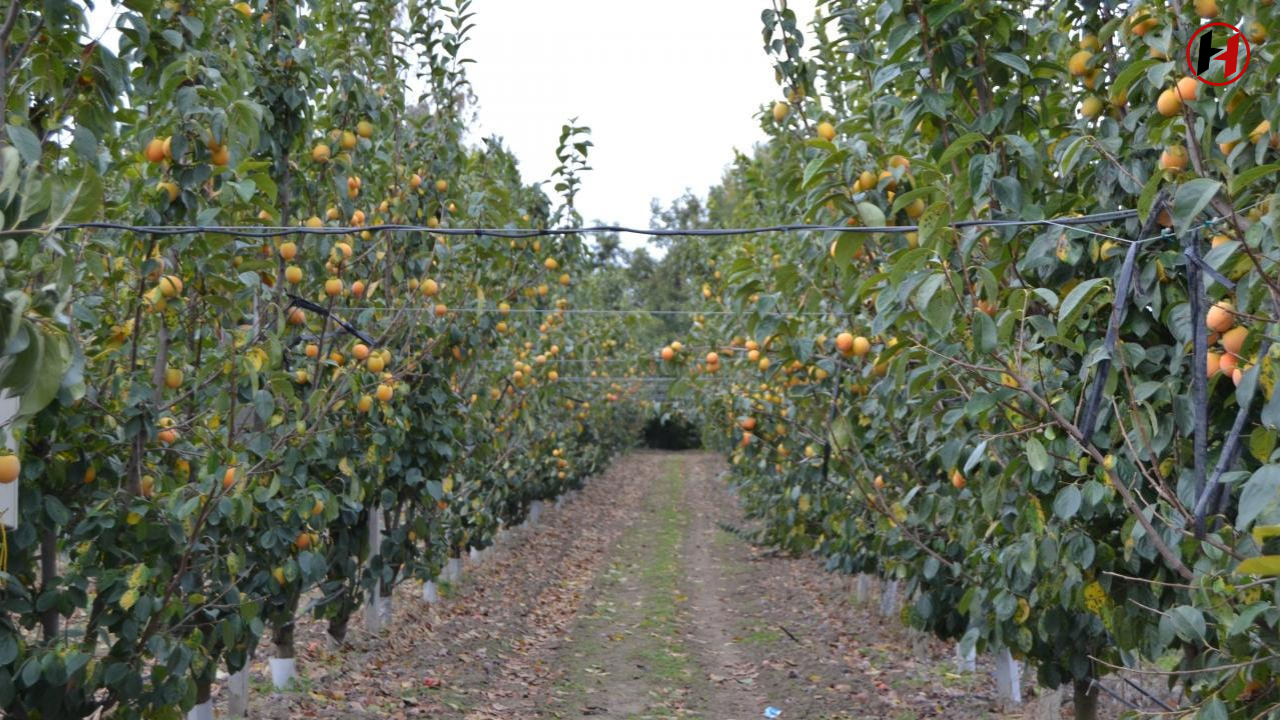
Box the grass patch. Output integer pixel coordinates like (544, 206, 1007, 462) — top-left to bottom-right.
(549, 456, 703, 713)
(739, 628, 783, 646)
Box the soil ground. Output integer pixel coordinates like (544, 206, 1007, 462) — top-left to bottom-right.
(215, 450, 1151, 719)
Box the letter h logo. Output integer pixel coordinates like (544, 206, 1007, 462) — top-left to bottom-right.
(1197, 26, 1243, 79)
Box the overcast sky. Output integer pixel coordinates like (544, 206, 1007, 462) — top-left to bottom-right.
(86, 1, 815, 248)
(463, 1, 815, 246)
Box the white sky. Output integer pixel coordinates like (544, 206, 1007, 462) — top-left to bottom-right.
(85, 1, 816, 249)
(463, 1, 814, 247)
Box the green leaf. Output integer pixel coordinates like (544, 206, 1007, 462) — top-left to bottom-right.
(1167, 605, 1206, 642)
(832, 234, 863, 266)
(1236, 465, 1280, 531)
(889, 186, 937, 216)
(917, 201, 950, 244)
(50, 167, 103, 224)
(1230, 163, 1280, 196)
(253, 389, 275, 422)
(1111, 57, 1157, 101)
(1058, 137, 1090, 177)
(43, 496, 70, 526)
(1026, 437, 1049, 472)
(1172, 179, 1221, 236)
(801, 150, 843, 190)
(938, 132, 986, 167)
(872, 64, 903, 91)
(0, 146, 21, 201)
(4, 125, 41, 165)
(0, 321, 42, 395)
(990, 52, 1030, 75)
(855, 201, 885, 228)
(1250, 425, 1276, 463)
(973, 311, 996, 354)
(1137, 170, 1164, 223)
(1235, 555, 1280, 576)
(1229, 603, 1269, 636)
(1053, 485, 1081, 519)
(18, 332, 70, 420)
(1056, 278, 1110, 336)
(831, 415, 853, 453)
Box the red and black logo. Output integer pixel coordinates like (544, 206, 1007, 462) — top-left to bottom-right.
(1186, 22, 1250, 85)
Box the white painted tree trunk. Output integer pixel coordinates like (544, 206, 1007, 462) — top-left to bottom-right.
(364, 506, 385, 633)
(909, 628, 931, 660)
(268, 657, 296, 690)
(1031, 685, 1064, 720)
(529, 500, 543, 523)
(469, 546, 481, 563)
(955, 644, 977, 672)
(421, 580, 439, 603)
(879, 580, 899, 617)
(225, 667, 249, 717)
(994, 648, 1022, 707)
(186, 700, 213, 720)
(856, 574, 870, 603)
(0, 393, 19, 529)
(444, 556, 462, 583)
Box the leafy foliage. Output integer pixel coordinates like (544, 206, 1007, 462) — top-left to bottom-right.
(665, 1, 1280, 717)
(0, 1, 645, 717)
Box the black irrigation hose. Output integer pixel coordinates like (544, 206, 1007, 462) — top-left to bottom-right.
(285, 293, 377, 346)
(1078, 193, 1169, 442)
(1188, 228, 1210, 514)
(40, 209, 1142, 240)
(1193, 335, 1274, 537)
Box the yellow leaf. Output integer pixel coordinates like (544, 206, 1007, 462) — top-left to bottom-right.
(119, 588, 139, 611)
(1084, 580, 1107, 614)
(338, 457, 353, 476)
(244, 349, 264, 373)
(443, 476, 454, 494)
(1260, 344, 1280, 400)
(798, 494, 811, 512)
(1252, 525, 1280, 546)
(1235, 555, 1280, 576)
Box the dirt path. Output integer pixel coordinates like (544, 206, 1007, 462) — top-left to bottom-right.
(218, 450, 1032, 719)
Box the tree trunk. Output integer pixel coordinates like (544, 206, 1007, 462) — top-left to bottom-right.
(272, 620, 294, 659)
(1073, 677, 1099, 720)
(327, 616, 348, 644)
(194, 672, 213, 704)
